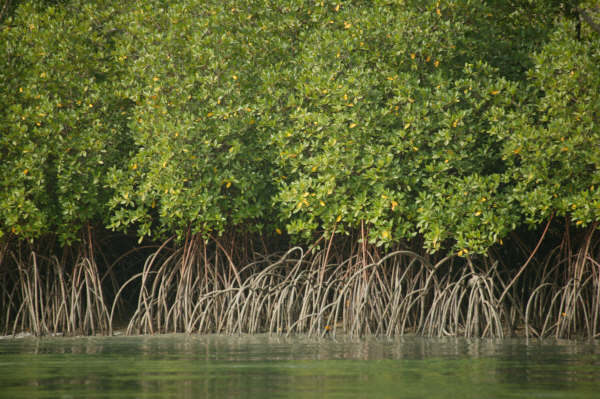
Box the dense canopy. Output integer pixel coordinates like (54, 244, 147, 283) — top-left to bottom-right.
(1, 0, 599, 252)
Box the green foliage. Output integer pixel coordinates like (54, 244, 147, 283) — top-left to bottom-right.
(0, 0, 134, 243)
(105, 0, 298, 240)
(502, 16, 600, 227)
(269, 0, 548, 252)
(2, 0, 598, 253)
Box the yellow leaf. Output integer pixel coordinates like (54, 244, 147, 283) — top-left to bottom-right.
(349, 123, 357, 128)
(232, 75, 238, 80)
(336, 215, 342, 222)
(404, 122, 411, 129)
(474, 211, 481, 216)
(335, 3, 340, 11)
(436, 8, 441, 16)
(23, 169, 28, 175)
(434, 60, 439, 67)
(561, 146, 569, 152)
(410, 53, 416, 59)
(226, 181, 232, 188)
(206, 112, 214, 117)
(320, 200, 326, 207)
(382, 231, 390, 239)
(153, 77, 159, 82)
(576, 220, 583, 226)
(391, 200, 398, 211)
(426, 56, 431, 62)
(275, 228, 282, 235)
(344, 21, 351, 29)
(132, 163, 137, 170)
(490, 90, 499, 95)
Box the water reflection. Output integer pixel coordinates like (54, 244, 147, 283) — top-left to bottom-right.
(0, 334, 598, 399)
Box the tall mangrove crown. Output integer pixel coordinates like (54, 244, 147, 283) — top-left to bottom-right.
(2, 0, 599, 253)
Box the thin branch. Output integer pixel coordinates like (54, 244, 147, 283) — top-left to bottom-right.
(498, 214, 553, 303)
(579, 8, 600, 35)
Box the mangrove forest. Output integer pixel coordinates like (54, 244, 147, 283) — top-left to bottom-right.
(1, 0, 600, 339)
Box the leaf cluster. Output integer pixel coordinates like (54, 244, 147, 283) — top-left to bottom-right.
(2, 0, 598, 253)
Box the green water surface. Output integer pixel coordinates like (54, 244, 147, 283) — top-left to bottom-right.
(0, 334, 598, 398)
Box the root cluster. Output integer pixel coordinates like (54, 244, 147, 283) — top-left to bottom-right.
(2, 228, 599, 339)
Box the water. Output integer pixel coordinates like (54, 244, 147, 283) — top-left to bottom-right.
(0, 334, 598, 398)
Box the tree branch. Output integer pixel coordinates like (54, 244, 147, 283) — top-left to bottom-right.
(579, 7, 600, 35)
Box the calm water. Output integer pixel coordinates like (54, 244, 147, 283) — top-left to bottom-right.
(0, 334, 598, 398)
